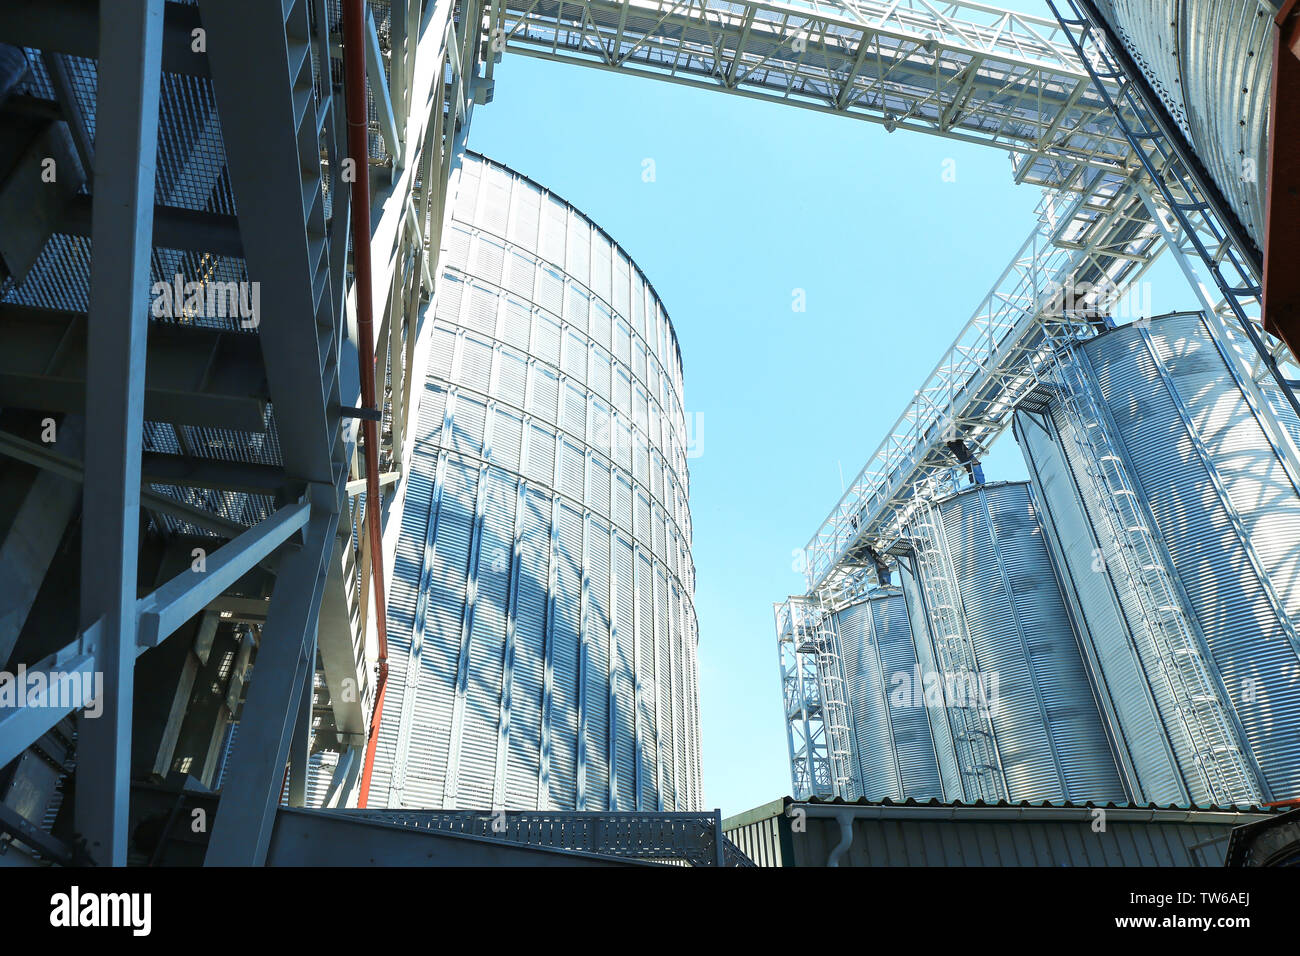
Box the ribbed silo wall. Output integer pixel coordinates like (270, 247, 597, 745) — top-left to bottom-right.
(1088, 0, 1281, 246)
(898, 482, 1129, 805)
(370, 154, 702, 812)
(1013, 311, 1300, 806)
(832, 589, 944, 802)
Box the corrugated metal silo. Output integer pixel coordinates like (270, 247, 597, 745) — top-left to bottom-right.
(833, 588, 945, 802)
(1013, 311, 1300, 807)
(1088, 0, 1281, 246)
(369, 154, 702, 812)
(898, 482, 1129, 805)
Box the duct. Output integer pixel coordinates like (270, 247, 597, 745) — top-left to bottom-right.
(825, 808, 856, 868)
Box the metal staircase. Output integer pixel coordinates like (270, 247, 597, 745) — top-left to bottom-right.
(1048, 348, 1262, 806)
(908, 499, 1004, 802)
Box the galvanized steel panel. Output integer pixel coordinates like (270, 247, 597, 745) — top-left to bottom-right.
(898, 555, 965, 803)
(1090, 1, 1281, 245)
(1019, 313, 1300, 805)
(1013, 407, 1191, 805)
(1086, 315, 1300, 800)
(372, 154, 700, 811)
(833, 590, 944, 801)
(723, 801, 1274, 867)
(903, 483, 1128, 805)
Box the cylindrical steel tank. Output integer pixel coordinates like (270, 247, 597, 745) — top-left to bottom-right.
(370, 154, 701, 811)
(832, 588, 945, 802)
(1088, 1, 1282, 247)
(898, 481, 1129, 805)
(1013, 311, 1300, 807)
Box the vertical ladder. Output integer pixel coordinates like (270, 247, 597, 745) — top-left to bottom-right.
(910, 499, 1005, 802)
(1051, 351, 1261, 804)
(792, 601, 855, 800)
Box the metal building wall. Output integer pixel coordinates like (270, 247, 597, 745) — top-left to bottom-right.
(1013, 312, 1300, 807)
(899, 482, 1129, 806)
(723, 799, 1276, 867)
(370, 154, 702, 811)
(832, 589, 944, 802)
(1089, 1, 1281, 246)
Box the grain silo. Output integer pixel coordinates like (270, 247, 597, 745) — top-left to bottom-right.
(1084, 0, 1280, 247)
(832, 588, 945, 802)
(368, 154, 702, 812)
(1013, 311, 1300, 808)
(897, 481, 1129, 805)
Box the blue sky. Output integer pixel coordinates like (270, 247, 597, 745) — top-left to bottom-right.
(466, 3, 1198, 815)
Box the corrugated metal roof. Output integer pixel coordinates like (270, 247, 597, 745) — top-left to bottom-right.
(724, 795, 1282, 867)
(794, 794, 1277, 813)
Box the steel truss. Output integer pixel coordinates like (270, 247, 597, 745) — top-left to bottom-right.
(775, 595, 857, 799)
(797, 7, 1298, 597)
(804, 172, 1157, 594)
(496, 0, 1131, 192)
(1049, 0, 1300, 421)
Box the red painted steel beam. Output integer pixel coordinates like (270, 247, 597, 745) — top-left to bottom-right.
(1263, 0, 1300, 357)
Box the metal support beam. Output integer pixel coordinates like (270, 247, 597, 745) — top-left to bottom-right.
(286, 664, 313, 807)
(316, 533, 369, 745)
(0, 304, 268, 432)
(0, 416, 83, 661)
(0, 0, 208, 77)
(0, 639, 97, 769)
(366, 6, 401, 165)
(74, 0, 164, 868)
(344, 470, 399, 496)
(58, 195, 243, 256)
(136, 500, 310, 649)
(140, 452, 287, 495)
(323, 744, 361, 807)
(0, 428, 250, 539)
(43, 51, 94, 177)
(203, 509, 336, 866)
(198, 0, 339, 488)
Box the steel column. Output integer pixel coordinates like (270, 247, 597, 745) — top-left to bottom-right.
(74, 0, 164, 868)
(204, 509, 337, 866)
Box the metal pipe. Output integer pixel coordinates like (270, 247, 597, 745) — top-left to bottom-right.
(825, 809, 856, 867)
(342, 0, 389, 808)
